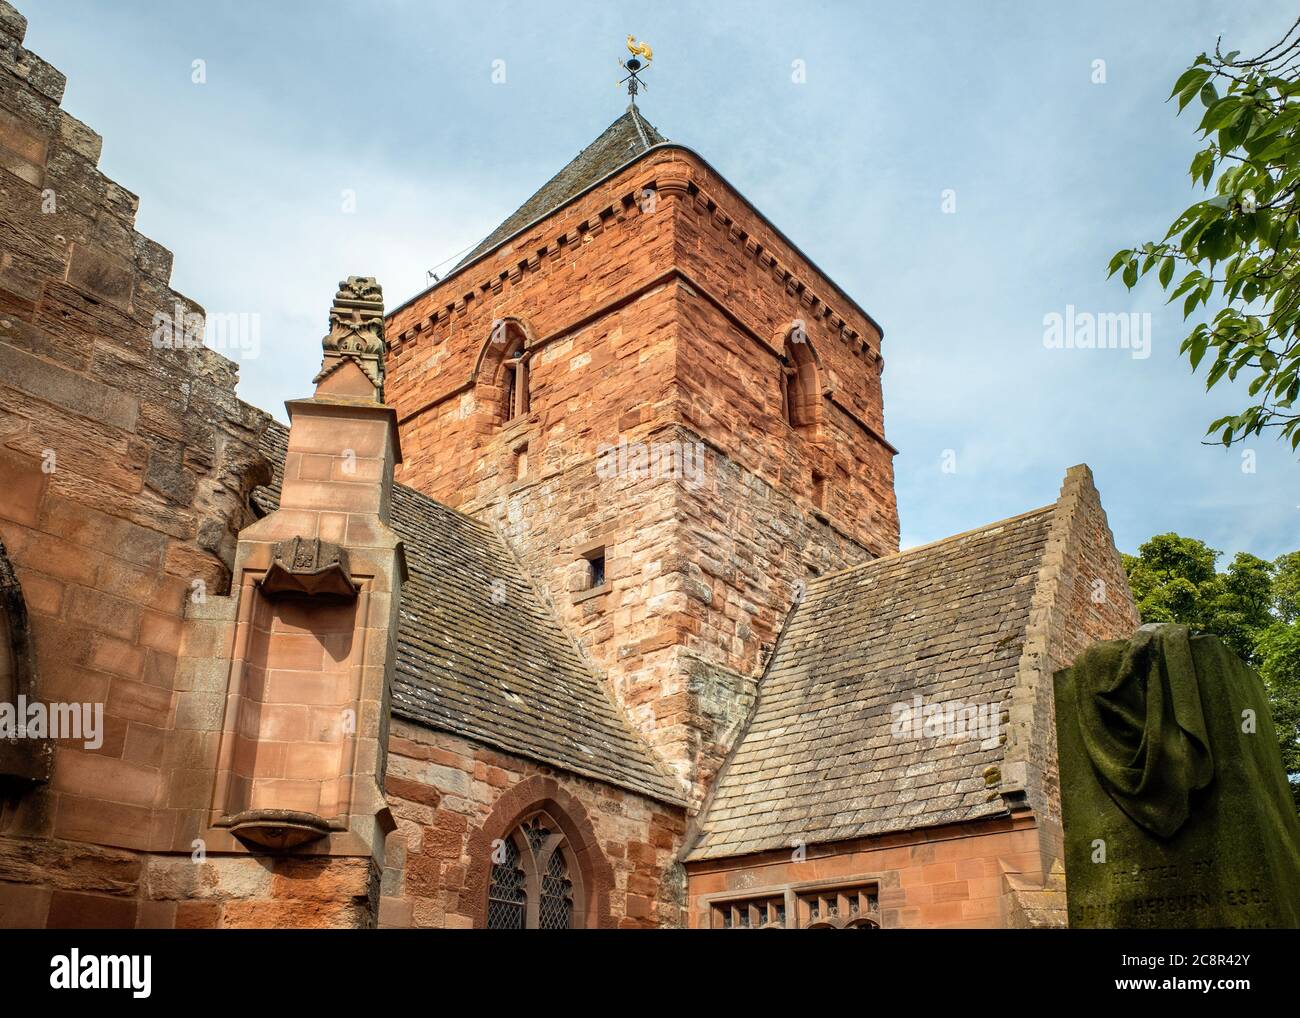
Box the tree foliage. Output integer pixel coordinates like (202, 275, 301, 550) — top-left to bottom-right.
(1124, 533, 1300, 809)
(1110, 19, 1300, 452)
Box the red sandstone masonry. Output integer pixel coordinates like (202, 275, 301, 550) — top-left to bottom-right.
(0, 0, 1137, 930)
(378, 720, 686, 929)
(685, 815, 1051, 929)
(0, 3, 394, 930)
(384, 146, 898, 805)
(1003, 467, 1139, 831)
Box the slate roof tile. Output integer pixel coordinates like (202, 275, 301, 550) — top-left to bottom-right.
(688, 506, 1056, 860)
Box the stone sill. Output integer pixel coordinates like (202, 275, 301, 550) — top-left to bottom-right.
(500, 414, 535, 437)
(572, 584, 610, 605)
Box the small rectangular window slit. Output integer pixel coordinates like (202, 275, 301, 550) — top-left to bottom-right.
(573, 543, 608, 602)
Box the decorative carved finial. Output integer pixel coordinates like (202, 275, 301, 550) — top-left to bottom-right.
(314, 276, 386, 401)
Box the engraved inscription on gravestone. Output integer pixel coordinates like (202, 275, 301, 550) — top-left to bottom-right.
(1055, 625, 1300, 928)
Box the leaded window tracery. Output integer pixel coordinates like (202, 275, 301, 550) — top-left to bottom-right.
(486, 811, 580, 929)
(486, 833, 526, 929)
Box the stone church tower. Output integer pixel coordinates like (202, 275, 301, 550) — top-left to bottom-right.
(385, 108, 899, 804)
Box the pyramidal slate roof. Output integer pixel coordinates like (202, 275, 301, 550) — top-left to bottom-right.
(688, 506, 1059, 861)
(456, 107, 667, 269)
(252, 420, 682, 806)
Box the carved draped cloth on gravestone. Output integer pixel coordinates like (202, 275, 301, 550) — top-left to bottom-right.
(1055, 624, 1300, 927)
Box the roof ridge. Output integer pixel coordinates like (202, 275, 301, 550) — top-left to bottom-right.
(808, 503, 1057, 589)
(628, 104, 653, 149)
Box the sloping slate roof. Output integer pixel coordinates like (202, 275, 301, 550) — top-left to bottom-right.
(689, 507, 1056, 861)
(455, 108, 666, 269)
(252, 421, 681, 805)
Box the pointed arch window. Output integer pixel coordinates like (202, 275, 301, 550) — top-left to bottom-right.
(780, 330, 819, 430)
(476, 319, 535, 427)
(486, 811, 581, 929)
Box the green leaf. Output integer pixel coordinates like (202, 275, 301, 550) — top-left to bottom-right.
(1189, 331, 1210, 370)
(1159, 255, 1175, 287)
(1201, 96, 1243, 132)
(1170, 65, 1212, 101)
(1171, 270, 1203, 300)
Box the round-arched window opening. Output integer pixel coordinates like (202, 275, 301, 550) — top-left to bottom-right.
(475, 319, 533, 426)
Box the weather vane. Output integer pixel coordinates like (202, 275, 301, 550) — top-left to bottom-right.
(620, 35, 653, 106)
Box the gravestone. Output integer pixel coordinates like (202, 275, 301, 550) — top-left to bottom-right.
(1055, 624, 1300, 928)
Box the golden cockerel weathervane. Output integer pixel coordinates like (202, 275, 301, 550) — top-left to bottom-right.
(620, 35, 653, 106)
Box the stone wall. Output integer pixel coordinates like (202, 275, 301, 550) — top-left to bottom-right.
(379, 720, 686, 928)
(1003, 465, 1140, 867)
(0, 0, 300, 927)
(685, 814, 1054, 929)
(669, 155, 897, 553)
(0, 3, 400, 929)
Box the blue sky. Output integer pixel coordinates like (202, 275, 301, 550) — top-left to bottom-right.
(24, 0, 1298, 561)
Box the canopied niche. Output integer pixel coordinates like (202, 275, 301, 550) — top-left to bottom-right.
(208, 277, 404, 859)
(212, 539, 364, 851)
(780, 327, 822, 432)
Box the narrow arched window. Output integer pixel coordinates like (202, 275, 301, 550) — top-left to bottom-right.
(781, 332, 818, 429)
(477, 319, 534, 426)
(486, 811, 581, 929)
